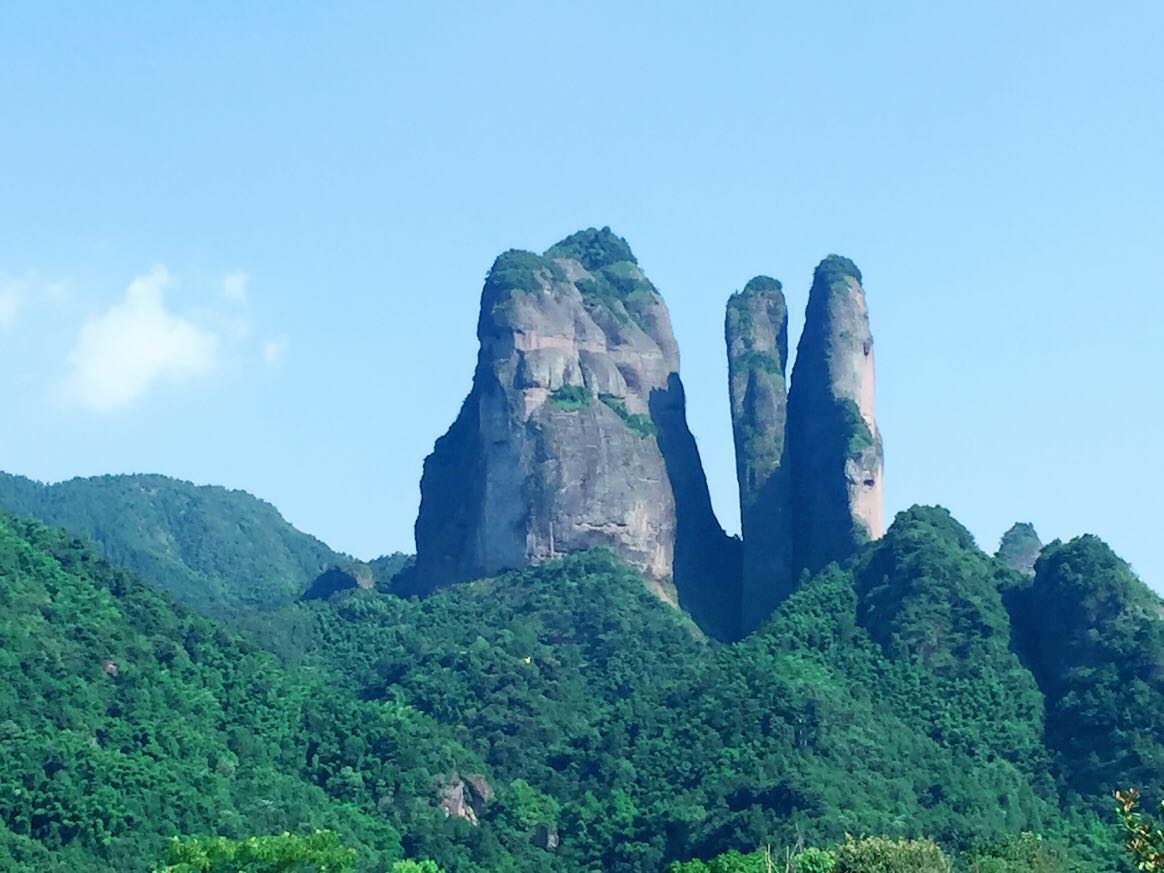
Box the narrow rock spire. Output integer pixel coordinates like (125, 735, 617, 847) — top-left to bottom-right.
(726, 276, 792, 632)
(785, 255, 884, 577)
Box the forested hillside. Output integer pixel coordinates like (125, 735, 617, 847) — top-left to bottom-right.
(0, 473, 344, 617)
(0, 515, 556, 873)
(1, 504, 1160, 871)
(263, 507, 1162, 870)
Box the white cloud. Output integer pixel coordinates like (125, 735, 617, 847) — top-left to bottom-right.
(0, 281, 23, 330)
(62, 265, 220, 412)
(223, 271, 249, 304)
(262, 336, 289, 366)
(0, 274, 65, 330)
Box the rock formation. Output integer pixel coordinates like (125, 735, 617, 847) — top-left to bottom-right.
(997, 522, 1042, 577)
(784, 255, 885, 577)
(301, 562, 374, 601)
(410, 228, 737, 633)
(412, 232, 884, 636)
(725, 277, 792, 631)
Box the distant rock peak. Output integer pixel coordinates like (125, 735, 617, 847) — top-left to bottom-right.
(412, 232, 883, 637)
(544, 226, 639, 270)
(998, 522, 1043, 577)
(731, 255, 885, 629)
(411, 227, 736, 635)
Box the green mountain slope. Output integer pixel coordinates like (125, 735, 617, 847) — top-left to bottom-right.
(269, 506, 1157, 870)
(0, 515, 555, 873)
(1013, 535, 1164, 808)
(0, 473, 344, 617)
(3, 500, 1159, 871)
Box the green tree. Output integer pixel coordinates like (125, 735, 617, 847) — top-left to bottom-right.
(1115, 789, 1164, 871)
(153, 831, 356, 873)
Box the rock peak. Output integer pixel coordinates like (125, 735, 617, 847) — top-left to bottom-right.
(998, 522, 1043, 577)
(545, 226, 638, 270)
(814, 253, 863, 285)
(412, 229, 738, 637)
(784, 255, 884, 577)
(726, 277, 792, 631)
(738, 275, 783, 296)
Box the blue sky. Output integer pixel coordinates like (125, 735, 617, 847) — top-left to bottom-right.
(1, 3, 1161, 592)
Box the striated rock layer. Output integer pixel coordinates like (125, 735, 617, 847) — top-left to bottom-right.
(410, 228, 738, 634)
(725, 276, 793, 632)
(784, 255, 885, 577)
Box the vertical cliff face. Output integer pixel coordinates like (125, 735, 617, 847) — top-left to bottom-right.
(725, 277, 792, 631)
(784, 255, 884, 577)
(411, 228, 736, 631)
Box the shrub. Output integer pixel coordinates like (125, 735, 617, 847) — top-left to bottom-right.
(1115, 788, 1164, 871)
(551, 384, 591, 411)
(599, 393, 658, 438)
(963, 833, 1073, 872)
(832, 836, 951, 873)
(797, 846, 837, 873)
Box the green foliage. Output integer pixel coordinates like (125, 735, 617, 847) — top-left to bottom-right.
(0, 514, 518, 873)
(813, 254, 863, 289)
(0, 472, 342, 618)
(273, 510, 1109, 869)
(832, 836, 950, 873)
(391, 862, 444, 873)
(962, 832, 1077, 872)
(154, 830, 356, 873)
(545, 226, 637, 270)
(742, 275, 783, 295)
(668, 848, 771, 872)
(545, 228, 658, 326)
(2, 494, 1160, 872)
(551, 384, 592, 410)
(1115, 789, 1164, 871)
(1017, 537, 1164, 807)
(837, 399, 874, 454)
(599, 393, 659, 437)
(734, 349, 781, 376)
(485, 250, 563, 294)
(797, 847, 837, 873)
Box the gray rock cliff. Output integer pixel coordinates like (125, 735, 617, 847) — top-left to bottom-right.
(410, 228, 737, 632)
(997, 522, 1042, 577)
(784, 255, 885, 577)
(725, 277, 792, 632)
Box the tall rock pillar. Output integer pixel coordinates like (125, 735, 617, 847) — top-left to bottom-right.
(785, 255, 884, 576)
(725, 276, 792, 632)
(410, 227, 739, 636)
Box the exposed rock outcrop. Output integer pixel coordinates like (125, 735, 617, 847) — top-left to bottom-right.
(410, 228, 737, 633)
(726, 277, 792, 632)
(784, 255, 884, 577)
(997, 522, 1042, 577)
(301, 562, 374, 601)
(437, 774, 493, 825)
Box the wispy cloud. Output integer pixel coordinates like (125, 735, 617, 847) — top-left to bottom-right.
(262, 336, 289, 366)
(223, 271, 249, 304)
(61, 265, 220, 412)
(0, 282, 22, 330)
(0, 274, 65, 330)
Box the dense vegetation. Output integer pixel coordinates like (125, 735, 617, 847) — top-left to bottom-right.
(263, 507, 1159, 870)
(0, 515, 552, 873)
(0, 473, 343, 618)
(1, 488, 1161, 871)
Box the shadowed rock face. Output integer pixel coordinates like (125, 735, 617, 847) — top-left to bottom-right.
(785, 255, 884, 577)
(726, 277, 792, 632)
(997, 522, 1042, 577)
(410, 228, 737, 633)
